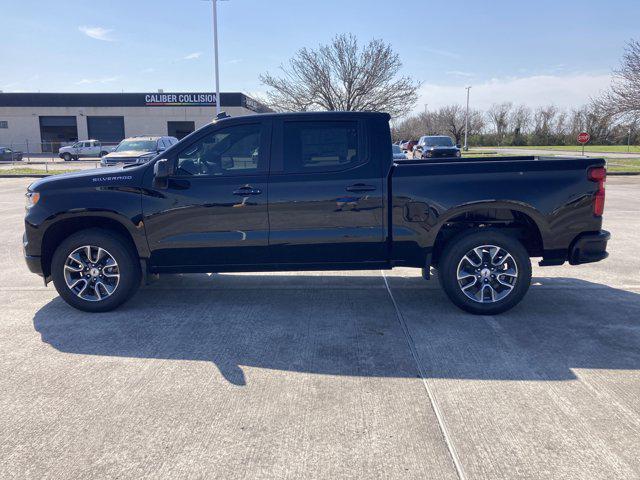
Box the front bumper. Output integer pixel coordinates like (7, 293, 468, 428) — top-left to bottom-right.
(423, 150, 461, 158)
(569, 230, 610, 265)
(25, 255, 43, 276)
(23, 230, 43, 276)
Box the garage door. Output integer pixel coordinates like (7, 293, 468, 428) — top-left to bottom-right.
(87, 116, 125, 143)
(39, 116, 78, 152)
(168, 121, 195, 140)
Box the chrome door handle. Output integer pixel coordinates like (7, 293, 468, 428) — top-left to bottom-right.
(346, 184, 376, 193)
(233, 186, 262, 196)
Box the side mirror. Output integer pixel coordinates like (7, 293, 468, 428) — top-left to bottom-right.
(153, 159, 170, 188)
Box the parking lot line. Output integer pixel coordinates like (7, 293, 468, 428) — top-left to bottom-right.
(383, 271, 467, 480)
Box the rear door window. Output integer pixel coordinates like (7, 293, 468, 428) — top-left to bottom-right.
(282, 121, 362, 174)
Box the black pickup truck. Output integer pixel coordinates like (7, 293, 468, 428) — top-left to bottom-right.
(23, 111, 609, 314)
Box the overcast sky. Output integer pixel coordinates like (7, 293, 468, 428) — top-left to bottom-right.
(0, 0, 637, 114)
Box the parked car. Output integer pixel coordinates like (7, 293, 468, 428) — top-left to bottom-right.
(413, 135, 461, 159)
(401, 140, 418, 153)
(59, 140, 115, 161)
(392, 144, 407, 160)
(0, 146, 23, 162)
(23, 111, 609, 315)
(100, 136, 178, 167)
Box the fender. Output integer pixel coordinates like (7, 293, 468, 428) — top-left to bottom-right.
(38, 209, 150, 259)
(430, 199, 550, 249)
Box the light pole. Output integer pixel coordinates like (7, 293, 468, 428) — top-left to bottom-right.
(206, 0, 227, 116)
(463, 86, 471, 151)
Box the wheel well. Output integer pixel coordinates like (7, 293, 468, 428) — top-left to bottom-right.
(431, 209, 543, 266)
(41, 217, 137, 277)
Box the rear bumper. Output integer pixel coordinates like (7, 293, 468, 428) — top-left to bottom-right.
(569, 230, 610, 265)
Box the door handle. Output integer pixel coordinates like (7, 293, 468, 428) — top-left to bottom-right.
(346, 184, 376, 193)
(233, 186, 262, 196)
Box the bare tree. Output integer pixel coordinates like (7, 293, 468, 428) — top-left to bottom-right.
(391, 115, 424, 141)
(260, 34, 420, 117)
(434, 105, 466, 144)
(509, 104, 531, 145)
(392, 101, 626, 147)
(596, 39, 640, 119)
(392, 106, 484, 144)
(571, 105, 616, 144)
(532, 105, 558, 145)
(487, 102, 512, 145)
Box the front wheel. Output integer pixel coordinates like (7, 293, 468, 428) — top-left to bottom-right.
(51, 229, 141, 312)
(62, 152, 72, 162)
(438, 230, 532, 315)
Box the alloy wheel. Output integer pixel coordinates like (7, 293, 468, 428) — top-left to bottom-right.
(456, 244, 518, 303)
(63, 245, 120, 302)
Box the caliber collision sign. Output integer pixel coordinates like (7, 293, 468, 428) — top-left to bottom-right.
(578, 132, 590, 144)
(144, 93, 217, 106)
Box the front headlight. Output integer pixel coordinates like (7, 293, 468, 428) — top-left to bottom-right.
(25, 191, 40, 209)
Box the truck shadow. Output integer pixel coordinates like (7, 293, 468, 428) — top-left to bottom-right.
(32, 275, 640, 386)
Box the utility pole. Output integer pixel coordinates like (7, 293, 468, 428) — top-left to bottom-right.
(463, 86, 471, 151)
(629, 124, 633, 153)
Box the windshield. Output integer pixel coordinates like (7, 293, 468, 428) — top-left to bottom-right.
(392, 145, 403, 153)
(115, 140, 157, 152)
(424, 137, 454, 147)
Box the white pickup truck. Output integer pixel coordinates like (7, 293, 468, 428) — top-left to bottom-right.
(58, 140, 115, 161)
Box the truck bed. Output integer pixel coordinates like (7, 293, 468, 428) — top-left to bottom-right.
(390, 155, 606, 266)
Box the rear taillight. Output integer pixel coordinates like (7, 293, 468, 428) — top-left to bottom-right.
(588, 166, 606, 216)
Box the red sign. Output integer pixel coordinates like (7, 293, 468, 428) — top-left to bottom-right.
(578, 132, 591, 144)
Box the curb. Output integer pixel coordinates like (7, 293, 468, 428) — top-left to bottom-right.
(608, 171, 640, 176)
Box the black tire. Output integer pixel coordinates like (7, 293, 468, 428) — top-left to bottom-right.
(62, 152, 72, 162)
(51, 229, 141, 312)
(438, 230, 532, 315)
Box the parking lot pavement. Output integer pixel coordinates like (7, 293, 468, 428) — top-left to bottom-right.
(0, 177, 639, 479)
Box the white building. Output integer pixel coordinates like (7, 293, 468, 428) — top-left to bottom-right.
(0, 92, 270, 153)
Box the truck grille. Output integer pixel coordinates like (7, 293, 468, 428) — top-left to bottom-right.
(102, 157, 138, 166)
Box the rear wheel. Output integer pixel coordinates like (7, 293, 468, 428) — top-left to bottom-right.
(51, 229, 141, 312)
(438, 230, 532, 315)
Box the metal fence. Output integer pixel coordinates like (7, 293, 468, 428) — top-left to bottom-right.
(0, 142, 118, 162)
(0, 141, 121, 170)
